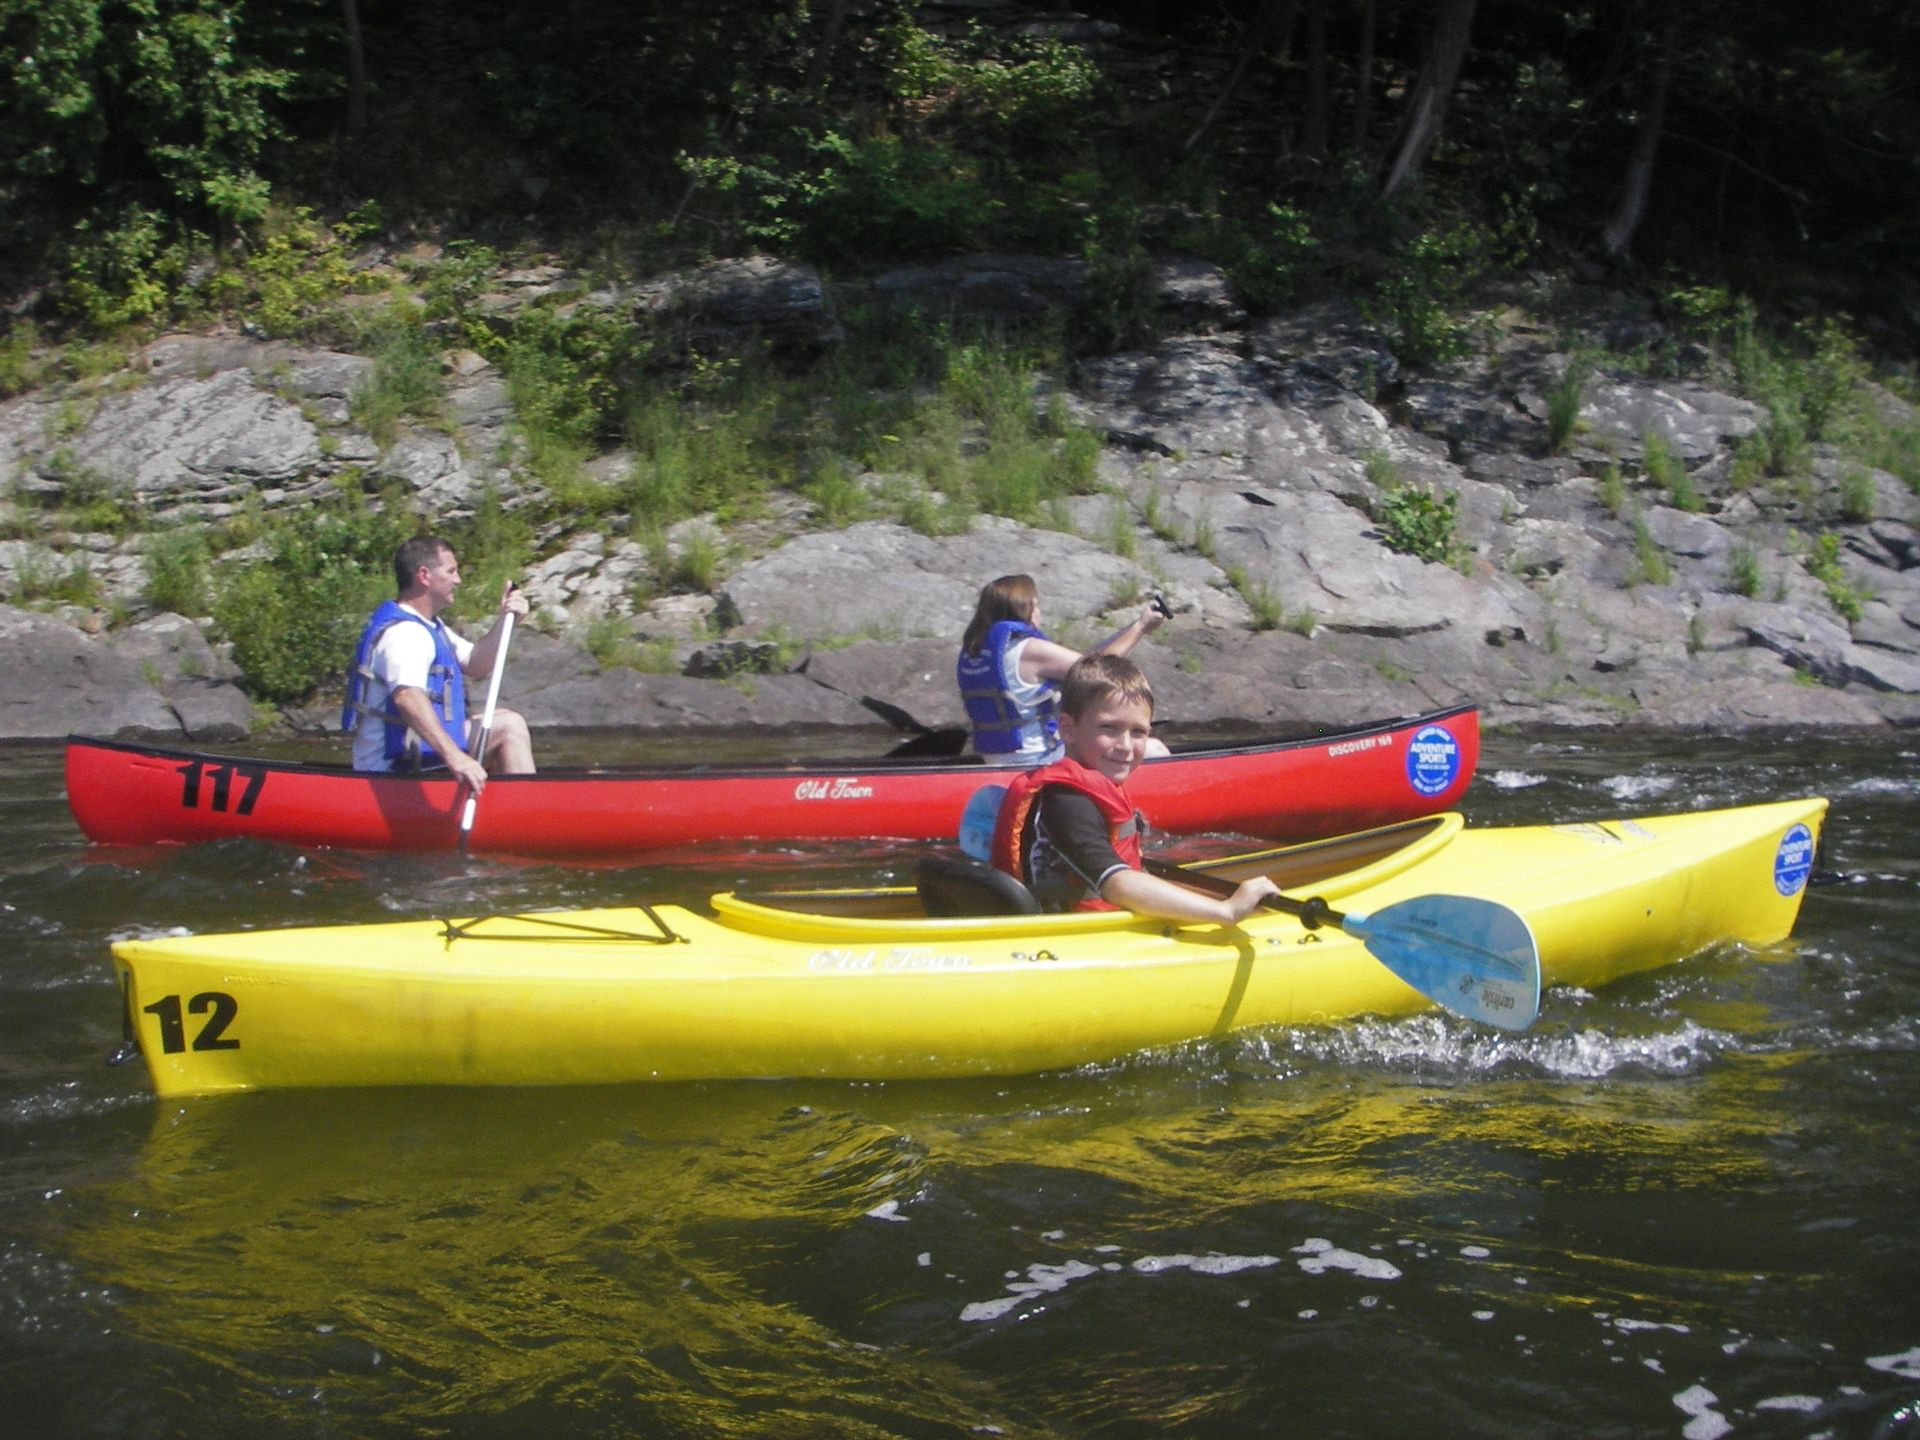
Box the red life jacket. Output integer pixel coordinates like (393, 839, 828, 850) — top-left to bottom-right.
(990, 757, 1144, 911)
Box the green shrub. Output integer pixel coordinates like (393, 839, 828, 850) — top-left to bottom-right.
(1726, 543, 1762, 598)
(1804, 532, 1865, 621)
(349, 310, 446, 444)
(1837, 466, 1877, 522)
(212, 503, 416, 702)
(144, 527, 214, 616)
(1628, 518, 1672, 586)
(1368, 226, 1481, 369)
(1546, 355, 1592, 452)
(1374, 484, 1466, 567)
(60, 207, 191, 332)
(1642, 428, 1700, 511)
(1225, 204, 1320, 315)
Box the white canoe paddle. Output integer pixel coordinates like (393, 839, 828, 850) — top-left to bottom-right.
(457, 607, 515, 851)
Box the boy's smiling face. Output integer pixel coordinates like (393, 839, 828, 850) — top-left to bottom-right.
(1059, 693, 1155, 786)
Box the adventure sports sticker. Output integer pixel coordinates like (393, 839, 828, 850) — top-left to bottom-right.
(1774, 823, 1815, 896)
(1405, 724, 1461, 797)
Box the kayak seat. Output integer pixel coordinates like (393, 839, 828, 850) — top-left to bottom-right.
(914, 855, 1042, 918)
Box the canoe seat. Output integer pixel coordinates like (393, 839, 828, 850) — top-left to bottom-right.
(914, 855, 1041, 918)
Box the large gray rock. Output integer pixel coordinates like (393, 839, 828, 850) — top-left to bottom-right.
(0, 606, 183, 740)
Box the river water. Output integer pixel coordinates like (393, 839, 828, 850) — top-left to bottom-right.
(2, 730, 1916, 1439)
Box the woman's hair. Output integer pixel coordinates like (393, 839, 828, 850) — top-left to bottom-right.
(1060, 654, 1155, 718)
(960, 574, 1039, 655)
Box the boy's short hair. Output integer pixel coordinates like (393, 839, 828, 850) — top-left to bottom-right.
(1060, 653, 1155, 718)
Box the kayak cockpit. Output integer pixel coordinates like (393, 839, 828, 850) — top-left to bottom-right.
(712, 813, 1462, 939)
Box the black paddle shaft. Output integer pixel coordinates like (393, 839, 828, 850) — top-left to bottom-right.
(1144, 857, 1339, 929)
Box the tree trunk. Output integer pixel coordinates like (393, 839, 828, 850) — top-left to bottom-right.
(1184, 0, 1299, 154)
(341, 0, 368, 136)
(1379, 0, 1478, 200)
(1299, 0, 1330, 161)
(1350, 0, 1376, 155)
(801, 0, 852, 92)
(1598, 5, 1682, 262)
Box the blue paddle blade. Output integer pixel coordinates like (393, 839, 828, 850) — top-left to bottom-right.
(958, 784, 1008, 861)
(1343, 894, 1541, 1032)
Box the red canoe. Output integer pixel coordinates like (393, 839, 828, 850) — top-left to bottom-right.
(64, 705, 1478, 855)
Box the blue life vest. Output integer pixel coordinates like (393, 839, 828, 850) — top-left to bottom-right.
(956, 619, 1059, 760)
(342, 601, 468, 771)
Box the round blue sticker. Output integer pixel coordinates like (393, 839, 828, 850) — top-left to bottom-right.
(1406, 724, 1461, 797)
(1774, 823, 1814, 896)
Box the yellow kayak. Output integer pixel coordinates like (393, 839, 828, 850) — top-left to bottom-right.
(109, 798, 1828, 1097)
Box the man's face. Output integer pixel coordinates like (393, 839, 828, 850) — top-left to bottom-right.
(1059, 693, 1154, 786)
(416, 546, 461, 611)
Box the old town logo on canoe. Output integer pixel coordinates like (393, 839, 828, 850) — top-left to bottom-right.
(1774, 823, 1815, 895)
(794, 777, 875, 801)
(1406, 725, 1461, 797)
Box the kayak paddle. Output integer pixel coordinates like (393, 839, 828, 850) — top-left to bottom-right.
(1145, 856, 1542, 1031)
(458, 606, 516, 851)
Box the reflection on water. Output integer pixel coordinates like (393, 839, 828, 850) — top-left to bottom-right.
(6, 733, 1920, 1437)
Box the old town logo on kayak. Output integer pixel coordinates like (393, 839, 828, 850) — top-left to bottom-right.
(794, 777, 875, 800)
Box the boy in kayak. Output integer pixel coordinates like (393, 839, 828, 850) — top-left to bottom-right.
(957, 573, 1171, 766)
(989, 654, 1280, 923)
(343, 535, 534, 792)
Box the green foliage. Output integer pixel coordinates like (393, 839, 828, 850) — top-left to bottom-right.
(1373, 484, 1466, 567)
(212, 501, 416, 703)
(1071, 223, 1159, 355)
(59, 205, 193, 331)
(443, 487, 535, 627)
(142, 524, 212, 615)
(1836, 466, 1876, 523)
(1628, 517, 1672, 587)
(1224, 565, 1285, 631)
(1546, 355, 1592, 453)
(1368, 227, 1482, 370)
(1804, 532, 1865, 621)
(1223, 205, 1320, 316)
(1726, 543, 1762, 598)
(0, 323, 49, 398)
(745, 130, 996, 261)
(348, 308, 446, 445)
(1641, 428, 1699, 511)
(5, 547, 101, 607)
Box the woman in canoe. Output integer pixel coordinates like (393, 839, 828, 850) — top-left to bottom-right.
(957, 573, 1169, 767)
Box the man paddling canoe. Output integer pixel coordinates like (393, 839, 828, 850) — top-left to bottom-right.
(343, 535, 534, 793)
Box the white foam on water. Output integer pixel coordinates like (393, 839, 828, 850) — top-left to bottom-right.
(958, 1250, 1278, 1323)
(1611, 1316, 1692, 1335)
(1530, 1022, 1730, 1080)
(1674, 1384, 1730, 1440)
(864, 1200, 908, 1222)
(1132, 1252, 1281, 1276)
(1461, 1245, 1491, 1259)
(1603, 773, 1677, 801)
(1292, 1237, 1403, 1281)
(1867, 1346, 1920, 1378)
(1488, 769, 1548, 790)
(960, 1259, 1102, 1323)
(1754, 1395, 1824, 1413)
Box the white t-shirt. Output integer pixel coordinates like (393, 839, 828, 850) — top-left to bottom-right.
(350, 605, 475, 771)
(980, 637, 1065, 767)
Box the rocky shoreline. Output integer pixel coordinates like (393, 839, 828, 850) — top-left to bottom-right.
(3, 254, 1918, 749)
